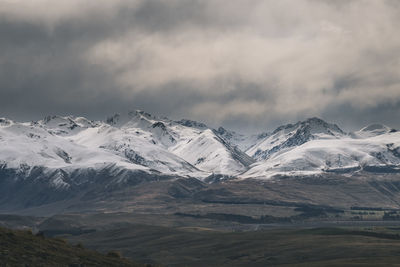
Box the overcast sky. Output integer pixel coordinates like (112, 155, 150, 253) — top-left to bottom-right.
(1, 0, 400, 133)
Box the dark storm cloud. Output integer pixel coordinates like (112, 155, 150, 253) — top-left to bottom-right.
(0, 17, 116, 120)
(0, 0, 239, 120)
(0, 0, 400, 132)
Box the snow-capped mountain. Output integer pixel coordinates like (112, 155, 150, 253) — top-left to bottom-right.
(350, 123, 397, 139)
(241, 119, 400, 179)
(68, 123, 201, 177)
(214, 126, 261, 152)
(34, 115, 99, 136)
(104, 110, 253, 175)
(0, 118, 138, 170)
(241, 131, 400, 178)
(0, 110, 254, 188)
(246, 117, 345, 161)
(1, 112, 400, 188)
(2, 112, 400, 213)
(0, 117, 149, 176)
(171, 129, 254, 174)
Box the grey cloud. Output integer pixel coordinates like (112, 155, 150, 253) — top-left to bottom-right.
(0, 0, 399, 133)
(321, 101, 400, 131)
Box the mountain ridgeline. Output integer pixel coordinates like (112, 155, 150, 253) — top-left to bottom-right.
(0, 110, 399, 210)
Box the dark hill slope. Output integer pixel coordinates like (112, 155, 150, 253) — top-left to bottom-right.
(0, 226, 143, 267)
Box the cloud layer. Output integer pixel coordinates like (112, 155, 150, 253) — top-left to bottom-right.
(1, 0, 400, 132)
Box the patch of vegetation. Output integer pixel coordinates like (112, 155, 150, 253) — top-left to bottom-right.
(303, 227, 400, 240)
(175, 205, 344, 224)
(383, 211, 400, 220)
(175, 212, 291, 223)
(350, 206, 387, 211)
(0, 226, 143, 266)
(67, 223, 400, 267)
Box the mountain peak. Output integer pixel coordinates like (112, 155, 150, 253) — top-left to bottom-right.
(247, 117, 345, 161)
(302, 117, 344, 135)
(175, 119, 208, 129)
(0, 118, 13, 126)
(271, 117, 344, 136)
(216, 126, 236, 135)
(106, 110, 166, 127)
(35, 115, 97, 135)
(105, 113, 121, 125)
(351, 123, 396, 138)
(128, 110, 156, 120)
(360, 123, 391, 132)
(39, 115, 79, 129)
(304, 117, 326, 124)
(42, 115, 73, 123)
(40, 115, 94, 125)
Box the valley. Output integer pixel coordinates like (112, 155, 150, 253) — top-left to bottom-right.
(2, 173, 400, 266)
(1, 111, 400, 266)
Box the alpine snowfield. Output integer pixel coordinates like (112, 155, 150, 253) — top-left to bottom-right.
(1, 112, 400, 185)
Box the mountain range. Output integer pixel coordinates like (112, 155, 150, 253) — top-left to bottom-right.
(0, 110, 400, 211)
(1, 111, 399, 180)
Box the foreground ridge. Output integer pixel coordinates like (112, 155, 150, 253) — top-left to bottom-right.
(0, 226, 142, 266)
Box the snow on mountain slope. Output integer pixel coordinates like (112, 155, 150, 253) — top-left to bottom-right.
(0, 111, 253, 180)
(68, 124, 204, 177)
(0, 119, 148, 179)
(241, 131, 400, 179)
(2, 112, 400, 183)
(34, 115, 99, 136)
(246, 117, 345, 161)
(351, 123, 397, 138)
(214, 127, 263, 152)
(105, 111, 253, 175)
(107, 111, 179, 147)
(170, 129, 254, 174)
